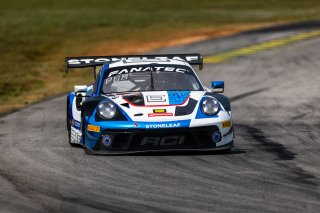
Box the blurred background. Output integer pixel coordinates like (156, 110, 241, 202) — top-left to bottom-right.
(1, 0, 320, 114)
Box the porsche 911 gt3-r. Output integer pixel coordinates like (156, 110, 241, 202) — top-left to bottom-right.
(66, 54, 234, 154)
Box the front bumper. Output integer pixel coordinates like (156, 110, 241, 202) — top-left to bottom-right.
(88, 141, 234, 155)
(84, 125, 234, 154)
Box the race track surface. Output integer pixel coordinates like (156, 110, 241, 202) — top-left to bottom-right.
(1, 25, 320, 212)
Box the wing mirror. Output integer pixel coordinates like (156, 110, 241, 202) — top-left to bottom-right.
(75, 91, 85, 110)
(211, 81, 224, 93)
(75, 90, 90, 97)
(74, 88, 90, 110)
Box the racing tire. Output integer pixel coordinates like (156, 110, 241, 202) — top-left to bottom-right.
(67, 100, 77, 147)
(81, 109, 93, 155)
(221, 141, 234, 153)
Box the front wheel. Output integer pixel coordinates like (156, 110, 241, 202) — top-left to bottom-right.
(221, 141, 234, 153)
(82, 133, 93, 155)
(81, 109, 92, 155)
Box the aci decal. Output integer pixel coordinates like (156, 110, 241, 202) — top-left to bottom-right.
(141, 135, 185, 146)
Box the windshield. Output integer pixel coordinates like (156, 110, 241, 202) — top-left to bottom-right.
(101, 64, 203, 93)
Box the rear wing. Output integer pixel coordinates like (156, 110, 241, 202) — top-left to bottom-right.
(65, 53, 203, 78)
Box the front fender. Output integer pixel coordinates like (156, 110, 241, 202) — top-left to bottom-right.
(82, 96, 106, 117)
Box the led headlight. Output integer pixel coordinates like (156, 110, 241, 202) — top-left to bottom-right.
(97, 100, 117, 119)
(201, 97, 220, 115)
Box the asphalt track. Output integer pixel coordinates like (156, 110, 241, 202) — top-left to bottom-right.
(1, 23, 320, 212)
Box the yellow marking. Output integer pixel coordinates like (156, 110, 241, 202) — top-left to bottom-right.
(222, 120, 232, 128)
(204, 30, 320, 63)
(87, 124, 100, 133)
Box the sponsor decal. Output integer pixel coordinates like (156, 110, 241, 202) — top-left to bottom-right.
(145, 122, 181, 129)
(149, 108, 172, 117)
(87, 124, 100, 132)
(141, 135, 185, 146)
(153, 109, 166, 113)
(105, 74, 129, 84)
(222, 120, 232, 128)
(68, 58, 114, 65)
(146, 95, 166, 103)
(108, 66, 188, 77)
(68, 55, 200, 66)
(148, 113, 173, 117)
(138, 120, 190, 129)
(74, 120, 81, 129)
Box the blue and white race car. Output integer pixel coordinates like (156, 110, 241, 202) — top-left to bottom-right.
(66, 54, 234, 154)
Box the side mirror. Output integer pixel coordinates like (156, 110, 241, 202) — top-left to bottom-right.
(75, 91, 84, 110)
(211, 81, 224, 93)
(75, 90, 90, 97)
(75, 90, 90, 110)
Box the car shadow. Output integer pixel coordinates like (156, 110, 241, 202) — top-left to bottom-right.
(91, 148, 247, 157)
(70, 144, 83, 148)
(127, 148, 247, 156)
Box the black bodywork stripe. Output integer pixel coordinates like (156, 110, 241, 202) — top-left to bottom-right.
(175, 98, 198, 116)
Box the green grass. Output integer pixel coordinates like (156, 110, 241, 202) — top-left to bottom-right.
(1, 0, 320, 113)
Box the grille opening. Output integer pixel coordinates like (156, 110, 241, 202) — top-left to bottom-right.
(195, 131, 212, 145)
(113, 134, 131, 149)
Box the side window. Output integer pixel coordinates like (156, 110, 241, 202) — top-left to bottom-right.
(93, 69, 102, 93)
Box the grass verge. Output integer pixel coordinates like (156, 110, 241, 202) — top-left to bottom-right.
(1, 0, 320, 114)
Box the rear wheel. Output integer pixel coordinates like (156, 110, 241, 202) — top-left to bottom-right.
(66, 100, 75, 147)
(67, 125, 72, 146)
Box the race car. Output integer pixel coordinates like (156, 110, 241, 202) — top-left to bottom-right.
(66, 54, 234, 154)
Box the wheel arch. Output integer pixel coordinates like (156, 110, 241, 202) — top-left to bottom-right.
(206, 92, 231, 112)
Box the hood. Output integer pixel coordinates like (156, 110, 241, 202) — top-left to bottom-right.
(105, 91, 206, 122)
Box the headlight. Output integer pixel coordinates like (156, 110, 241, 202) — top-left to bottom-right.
(201, 97, 220, 115)
(97, 100, 117, 119)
